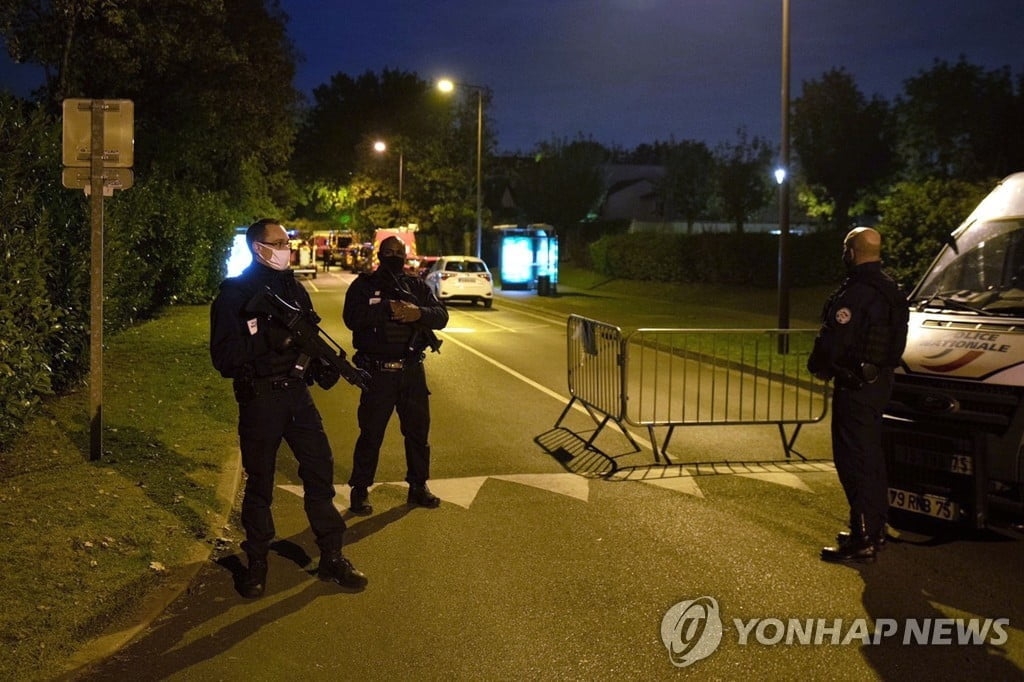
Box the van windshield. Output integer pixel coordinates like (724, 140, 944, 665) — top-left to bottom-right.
(915, 218, 1024, 313)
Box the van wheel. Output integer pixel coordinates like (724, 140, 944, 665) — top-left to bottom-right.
(484, 299, 493, 308)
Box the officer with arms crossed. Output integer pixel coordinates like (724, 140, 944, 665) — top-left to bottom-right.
(344, 236, 449, 514)
(808, 227, 908, 564)
(210, 218, 367, 597)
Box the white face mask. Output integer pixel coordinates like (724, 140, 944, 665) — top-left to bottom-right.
(254, 242, 291, 271)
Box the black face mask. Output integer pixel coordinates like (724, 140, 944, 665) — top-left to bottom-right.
(380, 255, 405, 275)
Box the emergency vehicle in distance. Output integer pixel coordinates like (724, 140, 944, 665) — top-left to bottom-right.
(883, 172, 1024, 530)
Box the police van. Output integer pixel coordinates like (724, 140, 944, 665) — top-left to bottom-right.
(883, 172, 1024, 529)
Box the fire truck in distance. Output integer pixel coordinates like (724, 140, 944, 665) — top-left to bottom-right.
(309, 230, 355, 270)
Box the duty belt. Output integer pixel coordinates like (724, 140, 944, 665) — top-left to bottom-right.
(358, 357, 419, 372)
(255, 375, 306, 390)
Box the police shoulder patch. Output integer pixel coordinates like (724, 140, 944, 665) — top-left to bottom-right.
(835, 307, 852, 325)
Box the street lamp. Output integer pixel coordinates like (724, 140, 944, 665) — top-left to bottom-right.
(373, 140, 404, 225)
(777, 0, 791, 354)
(438, 77, 487, 259)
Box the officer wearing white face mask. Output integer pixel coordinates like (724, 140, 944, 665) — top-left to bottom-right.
(210, 218, 366, 598)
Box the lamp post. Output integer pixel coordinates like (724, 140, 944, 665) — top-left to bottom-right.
(777, 0, 791, 354)
(438, 78, 486, 259)
(373, 140, 404, 225)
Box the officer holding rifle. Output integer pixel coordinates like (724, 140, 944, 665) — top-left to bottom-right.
(343, 236, 449, 515)
(210, 218, 368, 597)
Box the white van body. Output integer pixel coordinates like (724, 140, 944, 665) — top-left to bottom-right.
(884, 172, 1024, 528)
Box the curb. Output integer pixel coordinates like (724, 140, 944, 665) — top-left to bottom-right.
(60, 449, 244, 678)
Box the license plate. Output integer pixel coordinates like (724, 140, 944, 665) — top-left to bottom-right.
(888, 487, 958, 520)
(892, 450, 973, 475)
(458, 277, 476, 283)
(950, 454, 973, 475)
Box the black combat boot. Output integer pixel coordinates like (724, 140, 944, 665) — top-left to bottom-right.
(836, 528, 887, 550)
(239, 554, 268, 598)
(349, 486, 372, 516)
(318, 550, 368, 589)
(407, 483, 440, 508)
(821, 515, 877, 564)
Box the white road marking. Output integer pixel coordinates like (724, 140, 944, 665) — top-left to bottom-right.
(455, 310, 519, 332)
(279, 462, 834, 509)
(436, 331, 577, 407)
(436, 331, 658, 454)
(492, 473, 590, 502)
(490, 299, 567, 326)
(736, 472, 814, 492)
(627, 475, 706, 498)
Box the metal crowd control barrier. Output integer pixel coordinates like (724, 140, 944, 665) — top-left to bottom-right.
(555, 315, 641, 454)
(556, 316, 830, 463)
(626, 328, 829, 462)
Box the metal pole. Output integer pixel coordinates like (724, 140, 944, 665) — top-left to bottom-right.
(89, 101, 105, 460)
(475, 89, 483, 259)
(777, 0, 791, 354)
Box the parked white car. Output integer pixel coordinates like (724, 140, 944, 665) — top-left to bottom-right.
(425, 256, 494, 307)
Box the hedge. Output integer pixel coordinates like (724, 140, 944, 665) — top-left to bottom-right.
(588, 230, 846, 287)
(0, 93, 240, 451)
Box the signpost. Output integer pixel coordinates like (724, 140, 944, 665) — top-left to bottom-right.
(62, 98, 134, 461)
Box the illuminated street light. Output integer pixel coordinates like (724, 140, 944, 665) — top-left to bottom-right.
(437, 77, 487, 259)
(374, 139, 404, 224)
(777, 0, 791, 354)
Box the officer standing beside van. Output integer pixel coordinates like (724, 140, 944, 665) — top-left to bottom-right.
(808, 227, 909, 564)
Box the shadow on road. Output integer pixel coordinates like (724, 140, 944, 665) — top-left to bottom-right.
(70, 504, 413, 681)
(849, 525, 1023, 679)
(535, 426, 835, 482)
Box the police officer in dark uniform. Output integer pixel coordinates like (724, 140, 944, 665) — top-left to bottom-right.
(343, 236, 449, 514)
(210, 218, 366, 597)
(808, 227, 908, 564)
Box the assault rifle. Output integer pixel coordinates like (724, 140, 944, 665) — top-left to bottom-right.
(246, 286, 370, 391)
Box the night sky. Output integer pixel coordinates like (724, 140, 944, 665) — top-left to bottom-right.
(2, 0, 1023, 154)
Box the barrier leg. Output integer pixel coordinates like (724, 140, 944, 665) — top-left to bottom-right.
(777, 423, 807, 461)
(555, 396, 578, 428)
(647, 425, 674, 465)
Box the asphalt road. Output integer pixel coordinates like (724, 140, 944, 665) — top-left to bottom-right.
(73, 271, 1024, 681)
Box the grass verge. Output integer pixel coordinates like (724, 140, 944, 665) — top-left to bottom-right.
(505, 264, 832, 332)
(0, 305, 239, 682)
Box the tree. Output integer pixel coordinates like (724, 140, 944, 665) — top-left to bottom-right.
(895, 57, 1024, 182)
(292, 69, 448, 186)
(874, 177, 991, 287)
(711, 129, 773, 233)
(2, 0, 300, 208)
(660, 139, 715, 231)
(792, 68, 895, 230)
(514, 136, 608, 229)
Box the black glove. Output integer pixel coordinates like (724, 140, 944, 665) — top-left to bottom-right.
(314, 357, 342, 390)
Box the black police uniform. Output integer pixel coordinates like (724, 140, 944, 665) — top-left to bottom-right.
(343, 266, 448, 490)
(808, 261, 909, 550)
(210, 261, 346, 559)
